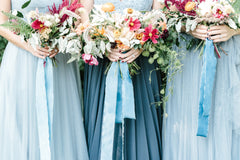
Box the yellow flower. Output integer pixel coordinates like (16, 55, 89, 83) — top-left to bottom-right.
(101, 3, 115, 12)
(127, 8, 133, 14)
(135, 32, 144, 40)
(98, 28, 105, 35)
(185, 2, 196, 12)
(94, 28, 105, 36)
(114, 30, 121, 38)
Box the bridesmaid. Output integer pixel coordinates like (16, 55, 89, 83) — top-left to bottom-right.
(81, 0, 163, 159)
(0, 0, 89, 159)
(162, 11, 240, 160)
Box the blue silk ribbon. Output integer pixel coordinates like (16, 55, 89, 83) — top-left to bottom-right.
(101, 62, 135, 160)
(197, 39, 217, 137)
(36, 57, 54, 160)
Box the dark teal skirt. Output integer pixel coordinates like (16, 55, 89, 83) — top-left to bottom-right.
(84, 55, 162, 160)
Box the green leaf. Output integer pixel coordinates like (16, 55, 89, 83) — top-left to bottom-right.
(17, 11, 24, 18)
(157, 57, 164, 65)
(149, 45, 156, 52)
(148, 57, 154, 64)
(22, 0, 31, 9)
(160, 89, 165, 95)
(153, 53, 159, 60)
(142, 50, 150, 57)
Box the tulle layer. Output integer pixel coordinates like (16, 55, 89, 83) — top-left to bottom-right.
(0, 43, 89, 160)
(163, 35, 240, 160)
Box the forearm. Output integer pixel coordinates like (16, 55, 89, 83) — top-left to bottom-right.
(79, 0, 93, 23)
(0, 0, 31, 53)
(0, 27, 31, 52)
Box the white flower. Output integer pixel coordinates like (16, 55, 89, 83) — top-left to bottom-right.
(28, 10, 38, 19)
(38, 15, 47, 22)
(55, 17, 60, 24)
(212, 4, 227, 16)
(225, 4, 235, 14)
(197, 1, 213, 17)
(78, 8, 86, 14)
(238, 15, 240, 24)
(44, 21, 52, 27)
(12, 10, 18, 16)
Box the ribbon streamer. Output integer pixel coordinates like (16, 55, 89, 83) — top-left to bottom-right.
(197, 39, 217, 137)
(101, 62, 135, 160)
(36, 57, 54, 160)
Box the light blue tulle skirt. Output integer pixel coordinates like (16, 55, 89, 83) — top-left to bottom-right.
(163, 35, 240, 160)
(0, 43, 89, 160)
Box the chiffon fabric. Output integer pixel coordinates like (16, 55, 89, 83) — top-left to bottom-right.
(0, 0, 89, 159)
(163, 34, 240, 160)
(84, 0, 162, 159)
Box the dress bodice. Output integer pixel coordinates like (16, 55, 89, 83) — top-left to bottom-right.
(11, 0, 62, 13)
(94, 0, 153, 12)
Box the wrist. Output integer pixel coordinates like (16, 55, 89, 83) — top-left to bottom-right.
(231, 29, 240, 37)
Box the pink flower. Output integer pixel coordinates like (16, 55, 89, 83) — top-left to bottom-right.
(128, 18, 141, 31)
(142, 24, 159, 44)
(82, 54, 99, 66)
(31, 20, 45, 31)
(89, 56, 99, 65)
(213, 9, 226, 19)
(48, 0, 83, 23)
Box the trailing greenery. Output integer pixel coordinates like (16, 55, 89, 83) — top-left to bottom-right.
(0, 36, 8, 62)
(1, 11, 33, 41)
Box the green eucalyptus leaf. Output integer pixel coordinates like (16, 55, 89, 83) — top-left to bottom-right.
(157, 57, 164, 65)
(153, 53, 159, 60)
(148, 57, 154, 64)
(142, 50, 150, 57)
(22, 0, 31, 9)
(149, 45, 156, 52)
(17, 11, 24, 18)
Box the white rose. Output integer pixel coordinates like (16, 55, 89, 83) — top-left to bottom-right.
(198, 2, 212, 17)
(225, 5, 235, 14)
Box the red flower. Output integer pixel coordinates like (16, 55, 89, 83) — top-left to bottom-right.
(128, 18, 141, 31)
(142, 24, 159, 44)
(48, 0, 83, 23)
(31, 20, 45, 31)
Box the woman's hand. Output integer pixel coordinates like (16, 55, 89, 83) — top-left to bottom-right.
(107, 48, 122, 62)
(208, 25, 237, 43)
(119, 49, 142, 63)
(188, 25, 208, 40)
(27, 45, 57, 59)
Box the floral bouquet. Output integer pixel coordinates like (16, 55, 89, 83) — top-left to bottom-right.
(165, 0, 240, 55)
(165, 0, 240, 137)
(1, 0, 83, 63)
(83, 3, 181, 76)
